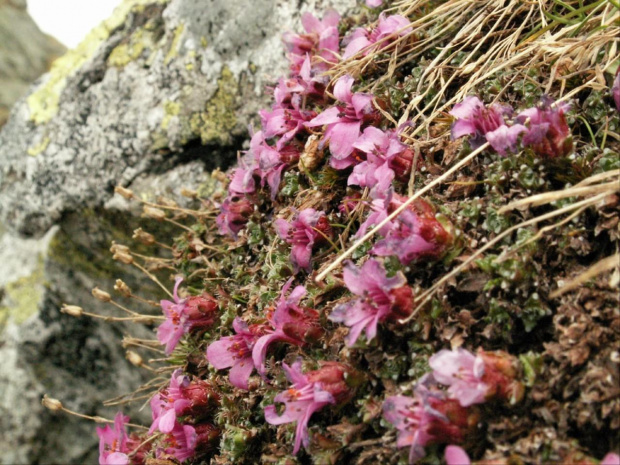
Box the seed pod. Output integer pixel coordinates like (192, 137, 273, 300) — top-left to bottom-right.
(42, 395, 63, 411)
(114, 279, 132, 298)
(61, 304, 84, 318)
(133, 228, 156, 246)
(180, 188, 197, 198)
(143, 206, 166, 221)
(126, 351, 143, 367)
(113, 251, 134, 264)
(114, 186, 134, 199)
(92, 287, 111, 303)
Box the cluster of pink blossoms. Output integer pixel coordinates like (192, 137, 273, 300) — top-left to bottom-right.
(96, 2, 620, 463)
(214, 7, 420, 274)
(450, 95, 573, 158)
(98, 370, 220, 464)
(382, 347, 525, 463)
(206, 278, 322, 388)
(157, 278, 218, 355)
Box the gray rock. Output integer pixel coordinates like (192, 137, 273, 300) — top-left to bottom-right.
(0, 0, 66, 126)
(0, 0, 356, 463)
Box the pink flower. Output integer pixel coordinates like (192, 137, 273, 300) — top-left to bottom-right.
(275, 208, 331, 273)
(149, 370, 192, 434)
(343, 13, 412, 59)
(216, 194, 254, 238)
(445, 445, 471, 465)
(450, 96, 526, 155)
(602, 453, 620, 465)
(157, 422, 197, 462)
(428, 348, 488, 407)
(361, 194, 451, 265)
(206, 317, 266, 390)
(259, 106, 316, 151)
(282, 10, 340, 73)
(383, 387, 478, 463)
(273, 55, 327, 110)
(329, 259, 413, 346)
(158, 278, 190, 355)
(613, 71, 620, 112)
(366, 0, 383, 6)
(516, 97, 573, 158)
(97, 412, 131, 465)
(252, 279, 322, 377)
(157, 279, 218, 355)
(349, 126, 414, 194)
(429, 348, 524, 407)
(305, 75, 376, 167)
(264, 360, 355, 454)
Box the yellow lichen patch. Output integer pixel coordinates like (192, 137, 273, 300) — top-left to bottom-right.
(161, 100, 181, 130)
(27, 0, 170, 126)
(164, 24, 185, 65)
(107, 28, 147, 67)
(0, 258, 45, 327)
(27, 136, 50, 157)
(190, 66, 239, 145)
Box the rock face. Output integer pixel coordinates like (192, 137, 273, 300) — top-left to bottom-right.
(0, 0, 355, 463)
(0, 0, 65, 126)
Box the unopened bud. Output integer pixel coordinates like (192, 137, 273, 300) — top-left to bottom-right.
(92, 287, 111, 303)
(42, 395, 63, 411)
(114, 186, 134, 200)
(114, 279, 132, 298)
(110, 242, 130, 255)
(61, 304, 84, 318)
(180, 188, 197, 198)
(113, 251, 134, 264)
(126, 351, 143, 367)
(143, 206, 166, 220)
(133, 228, 156, 245)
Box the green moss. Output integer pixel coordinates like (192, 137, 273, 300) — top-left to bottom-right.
(27, 136, 50, 157)
(189, 66, 239, 145)
(27, 0, 170, 125)
(0, 257, 45, 327)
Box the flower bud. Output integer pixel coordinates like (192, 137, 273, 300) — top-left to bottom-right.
(133, 228, 156, 245)
(114, 186, 134, 199)
(478, 349, 525, 404)
(178, 379, 221, 416)
(42, 395, 63, 411)
(391, 147, 415, 182)
(312, 215, 333, 245)
(114, 279, 132, 298)
(194, 423, 221, 453)
(92, 287, 112, 302)
(184, 295, 219, 328)
(388, 285, 415, 320)
(143, 206, 166, 221)
(307, 362, 358, 403)
(61, 304, 83, 318)
(281, 307, 323, 343)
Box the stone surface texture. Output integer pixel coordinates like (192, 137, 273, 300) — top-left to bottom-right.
(0, 0, 65, 126)
(0, 0, 356, 463)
